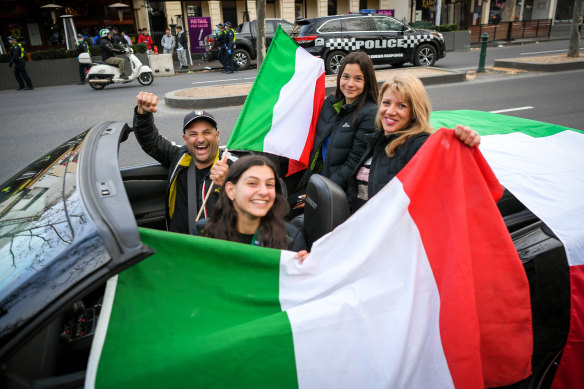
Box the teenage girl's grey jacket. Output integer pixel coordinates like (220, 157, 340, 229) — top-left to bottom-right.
(292, 95, 378, 196)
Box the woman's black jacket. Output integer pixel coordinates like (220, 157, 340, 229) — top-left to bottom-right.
(347, 130, 430, 212)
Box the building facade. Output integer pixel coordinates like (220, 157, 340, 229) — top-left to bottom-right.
(0, 0, 562, 55)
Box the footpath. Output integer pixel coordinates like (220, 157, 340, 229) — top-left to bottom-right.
(167, 23, 583, 109)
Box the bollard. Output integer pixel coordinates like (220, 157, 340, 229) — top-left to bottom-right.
(477, 33, 488, 73)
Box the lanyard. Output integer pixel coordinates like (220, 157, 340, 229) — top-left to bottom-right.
(251, 230, 259, 246)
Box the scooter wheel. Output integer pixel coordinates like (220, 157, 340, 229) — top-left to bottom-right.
(138, 72, 154, 86)
(88, 77, 106, 90)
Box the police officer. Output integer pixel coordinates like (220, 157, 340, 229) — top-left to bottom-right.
(224, 21, 235, 74)
(215, 23, 227, 72)
(8, 35, 33, 91)
(76, 33, 91, 85)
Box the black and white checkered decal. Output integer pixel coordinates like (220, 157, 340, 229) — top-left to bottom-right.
(322, 34, 434, 51)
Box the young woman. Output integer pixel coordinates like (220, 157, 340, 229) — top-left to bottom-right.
(288, 51, 379, 208)
(348, 74, 480, 212)
(193, 155, 308, 253)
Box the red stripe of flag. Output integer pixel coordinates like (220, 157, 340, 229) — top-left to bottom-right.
(287, 72, 326, 176)
(397, 128, 533, 388)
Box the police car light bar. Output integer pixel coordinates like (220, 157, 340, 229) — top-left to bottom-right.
(359, 9, 375, 14)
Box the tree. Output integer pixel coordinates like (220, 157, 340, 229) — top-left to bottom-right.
(568, 0, 584, 57)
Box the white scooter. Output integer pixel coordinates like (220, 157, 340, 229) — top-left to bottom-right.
(80, 47, 154, 90)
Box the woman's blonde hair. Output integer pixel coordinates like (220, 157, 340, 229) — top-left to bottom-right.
(376, 74, 433, 158)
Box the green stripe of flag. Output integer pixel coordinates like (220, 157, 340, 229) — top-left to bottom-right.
(95, 228, 298, 389)
(227, 27, 299, 151)
(431, 110, 583, 137)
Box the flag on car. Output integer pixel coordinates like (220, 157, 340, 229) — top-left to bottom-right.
(431, 110, 584, 389)
(226, 26, 325, 175)
(86, 128, 532, 389)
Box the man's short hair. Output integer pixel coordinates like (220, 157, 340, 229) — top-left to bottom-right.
(183, 110, 217, 133)
(176, 26, 182, 30)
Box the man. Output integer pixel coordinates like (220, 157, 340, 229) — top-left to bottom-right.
(224, 21, 235, 74)
(161, 28, 175, 54)
(176, 25, 188, 69)
(76, 33, 91, 85)
(99, 29, 128, 79)
(138, 28, 153, 53)
(134, 92, 231, 234)
(214, 23, 227, 72)
(121, 30, 132, 46)
(8, 35, 33, 91)
(111, 27, 123, 45)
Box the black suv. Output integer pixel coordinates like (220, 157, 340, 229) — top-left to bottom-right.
(291, 13, 446, 74)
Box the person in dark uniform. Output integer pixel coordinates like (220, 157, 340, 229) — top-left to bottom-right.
(215, 23, 227, 72)
(8, 36, 33, 91)
(76, 33, 91, 85)
(224, 21, 235, 74)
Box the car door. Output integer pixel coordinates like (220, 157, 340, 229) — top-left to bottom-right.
(371, 16, 407, 64)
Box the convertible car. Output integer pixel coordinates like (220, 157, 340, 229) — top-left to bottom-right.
(0, 117, 575, 388)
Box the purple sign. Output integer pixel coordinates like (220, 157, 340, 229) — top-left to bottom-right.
(188, 17, 212, 53)
(376, 9, 395, 16)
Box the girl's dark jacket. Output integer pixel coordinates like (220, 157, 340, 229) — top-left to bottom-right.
(347, 129, 430, 212)
(292, 95, 378, 197)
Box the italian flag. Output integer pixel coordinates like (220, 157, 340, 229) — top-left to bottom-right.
(226, 26, 325, 175)
(86, 128, 533, 388)
(432, 110, 584, 389)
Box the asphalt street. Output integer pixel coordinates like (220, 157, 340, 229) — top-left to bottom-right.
(1, 39, 583, 183)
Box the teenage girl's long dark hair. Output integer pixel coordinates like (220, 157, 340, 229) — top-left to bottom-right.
(334, 51, 379, 120)
(204, 155, 290, 249)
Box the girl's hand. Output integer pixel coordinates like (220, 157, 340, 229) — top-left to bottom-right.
(295, 250, 309, 264)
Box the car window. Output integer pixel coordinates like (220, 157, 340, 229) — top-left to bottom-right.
(266, 22, 275, 34)
(318, 19, 342, 33)
(373, 16, 404, 32)
(279, 21, 294, 34)
(341, 17, 374, 32)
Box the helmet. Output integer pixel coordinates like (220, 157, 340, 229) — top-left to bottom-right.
(100, 29, 110, 38)
(7, 35, 17, 42)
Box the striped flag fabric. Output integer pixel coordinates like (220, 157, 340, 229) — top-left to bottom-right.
(226, 26, 325, 175)
(86, 128, 533, 388)
(431, 110, 584, 389)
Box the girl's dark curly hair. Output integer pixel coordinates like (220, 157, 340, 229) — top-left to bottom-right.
(204, 155, 290, 249)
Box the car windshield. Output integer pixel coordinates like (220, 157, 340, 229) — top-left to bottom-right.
(0, 132, 100, 301)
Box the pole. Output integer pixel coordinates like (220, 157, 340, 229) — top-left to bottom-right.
(477, 32, 488, 72)
(435, 0, 442, 26)
(257, 0, 266, 68)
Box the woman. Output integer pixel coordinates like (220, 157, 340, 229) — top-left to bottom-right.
(194, 155, 308, 253)
(289, 51, 379, 208)
(348, 74, 480, 212)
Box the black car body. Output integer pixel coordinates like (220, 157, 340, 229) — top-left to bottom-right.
(0, 119, 570, 388)
(291, 13, 446, 74)
(204, 18, 294, 70)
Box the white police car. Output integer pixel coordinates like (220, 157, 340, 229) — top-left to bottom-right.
(291, 12, 446, 74)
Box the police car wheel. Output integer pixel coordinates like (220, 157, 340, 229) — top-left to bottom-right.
(414, 44, 437, 67)
(233, 49, 250, 71)
(325, 51, 346, 75)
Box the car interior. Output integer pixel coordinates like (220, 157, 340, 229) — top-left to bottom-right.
(0, 122, 571, 389)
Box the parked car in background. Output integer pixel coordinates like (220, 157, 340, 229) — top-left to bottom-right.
(291, 12, 446, 74)
(204, 18, 294, 70)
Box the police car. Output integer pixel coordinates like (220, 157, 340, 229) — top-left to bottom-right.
(291, 12, 446, 74)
